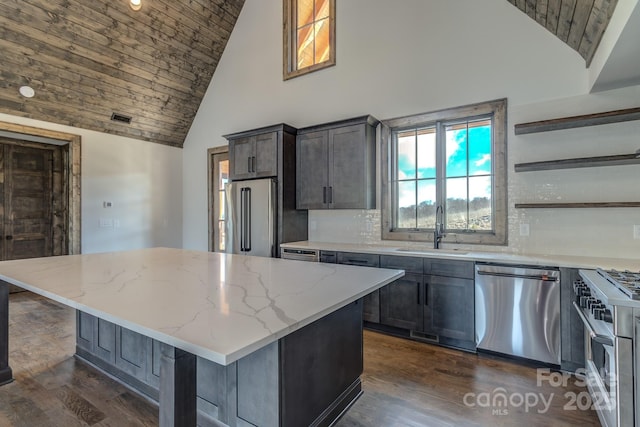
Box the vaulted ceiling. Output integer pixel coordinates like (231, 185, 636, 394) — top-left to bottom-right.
(0, 0, 245, 148)
(507, 0, 618, 66)
(0, 1, 622, 148)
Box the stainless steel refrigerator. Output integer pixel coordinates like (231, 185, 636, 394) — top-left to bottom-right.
(225, 178, 277, 257)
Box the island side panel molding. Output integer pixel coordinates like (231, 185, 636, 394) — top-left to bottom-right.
(159, 344, 197, 427)
(280, 300, 363, 426)
(0, 281, 12, 385)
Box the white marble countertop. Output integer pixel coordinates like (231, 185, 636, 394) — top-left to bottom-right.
(280, 241, 640, 271)
(0, 248, 403, 365)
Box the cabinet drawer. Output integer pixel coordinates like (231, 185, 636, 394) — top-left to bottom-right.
(425, 259, 474, 279)
(320, 251, 337, 263)
(337, 252, 380, 268)
(380, 255, 423, 274)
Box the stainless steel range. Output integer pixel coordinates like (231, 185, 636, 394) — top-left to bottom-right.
(576, 268, 640, 427)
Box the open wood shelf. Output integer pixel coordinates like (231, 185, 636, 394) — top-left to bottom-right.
(515, 202, 640, 209)
(514, 107, 640, 135)
(514, 152, 640, 172)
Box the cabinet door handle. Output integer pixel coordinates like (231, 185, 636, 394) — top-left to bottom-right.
(328, 186, 333, 204)
(252, 156, 256, 173)
(247, 156, 252, 173)
(5, 235, 12, 241)
(323, 186, 327, 204)
(417, 283, 420, 305)
(424, 282, 428, 306)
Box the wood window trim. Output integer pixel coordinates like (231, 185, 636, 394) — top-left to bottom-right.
(380, 99, 508, 246)
(0, 121, 81, 255)
(283, 0, 336, 81)
(207, 146, 229, 252)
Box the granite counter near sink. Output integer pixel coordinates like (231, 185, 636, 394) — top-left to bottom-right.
(280, 241, 640, 271)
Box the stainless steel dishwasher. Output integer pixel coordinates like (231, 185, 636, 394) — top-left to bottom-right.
(475, 263, 560, 365)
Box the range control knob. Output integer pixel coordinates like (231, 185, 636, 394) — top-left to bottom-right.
(601, 309, 613, 323)
(593, 308, 603, 319)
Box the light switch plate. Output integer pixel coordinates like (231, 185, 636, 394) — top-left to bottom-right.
(519, 223, 530, 236)
(634, 225, 640, 240)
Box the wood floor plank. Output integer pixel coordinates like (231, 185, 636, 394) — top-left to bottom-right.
(1, 292, 601, 426)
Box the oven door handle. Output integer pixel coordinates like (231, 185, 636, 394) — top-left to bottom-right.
(572, 301, 614, 347)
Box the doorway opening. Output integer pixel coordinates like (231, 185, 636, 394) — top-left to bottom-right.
(0, 121, 81, 261)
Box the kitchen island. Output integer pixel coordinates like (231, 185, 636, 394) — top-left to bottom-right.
(0, 247, 403, 427)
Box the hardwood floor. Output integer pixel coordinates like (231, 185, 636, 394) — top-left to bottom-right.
(0, 292, 601, 426)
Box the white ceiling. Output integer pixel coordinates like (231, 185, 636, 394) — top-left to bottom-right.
(590, 0, 640, 92)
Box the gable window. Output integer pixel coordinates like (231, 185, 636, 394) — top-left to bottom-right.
(283, 0, 335, 80)
(381, 99, 507, 246)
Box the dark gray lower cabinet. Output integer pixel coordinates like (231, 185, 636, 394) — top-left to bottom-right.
(336, 252, 381, 323)
(380, 273, 423, 330)
(75, 301, 363, 427)
(424, 275, 474, 343)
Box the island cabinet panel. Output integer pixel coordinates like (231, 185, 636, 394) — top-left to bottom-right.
(337, 252, 380, 323)
(75, 311, 116, 364)
(75, 301, 364, 427)
(115, 326, 150, 382)
(280, 300, 363, 427)
(296, 115, 378, 210)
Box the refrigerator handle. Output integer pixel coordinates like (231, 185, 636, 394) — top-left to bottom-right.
(240, 188, 246, 251)
(245, 187, 251, 252)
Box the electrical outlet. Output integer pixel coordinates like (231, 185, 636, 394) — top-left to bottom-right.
(519, 223, 530, 236)
(634, 225, 640, 240)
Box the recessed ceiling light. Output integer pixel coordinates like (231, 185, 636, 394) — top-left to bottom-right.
(130, 0, 141, 11)
(19, 86, 35, 98)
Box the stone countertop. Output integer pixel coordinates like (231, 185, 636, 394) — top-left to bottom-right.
(0, 248, 402, 366)
(280, 241, 640, 271)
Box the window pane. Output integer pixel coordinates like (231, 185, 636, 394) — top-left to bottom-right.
(469, 176, 492, 230)
(469, 119, 492, 176)
(446, 177, 468, 230)
(314, 19, 330, 64)
(397, 131, 416, 179)
(218, 160, 228, 188)
(297, 25, 314, 68)
(446, 123, 468, 178)
(417, 180, 436, 229)
(315, 0, 330, 20)
(397, 181, 416, 229)
(417, 127, 436, 179)
(297, 0, 314, 27)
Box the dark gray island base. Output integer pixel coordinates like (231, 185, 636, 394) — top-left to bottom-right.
(75, 300, 364, 427)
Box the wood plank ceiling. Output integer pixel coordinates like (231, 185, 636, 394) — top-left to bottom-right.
(0, 0, 245, 148)
(0, 1, 619, 148)
(507, 0, 618, 67)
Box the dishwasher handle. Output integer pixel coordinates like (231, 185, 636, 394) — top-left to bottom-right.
(476, 270, 559, 282)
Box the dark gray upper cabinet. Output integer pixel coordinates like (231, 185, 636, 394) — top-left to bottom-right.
(225, 125, 292, 181)
(296, 116, 379, 209)
(224, 124, 308, 255)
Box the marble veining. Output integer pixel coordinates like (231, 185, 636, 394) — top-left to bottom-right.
(0, 248, 403, 365)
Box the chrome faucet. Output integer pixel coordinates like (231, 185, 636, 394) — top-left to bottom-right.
(434, 205, 445, 249)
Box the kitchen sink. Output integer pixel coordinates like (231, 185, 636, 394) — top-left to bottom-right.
(392, 248, 469, 255)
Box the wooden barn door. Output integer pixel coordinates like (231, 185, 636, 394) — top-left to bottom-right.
(0, 144, 54, 260)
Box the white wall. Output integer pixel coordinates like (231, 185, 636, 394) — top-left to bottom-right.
(183, 0, 640, 260)
(0, 113, 183, 254)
